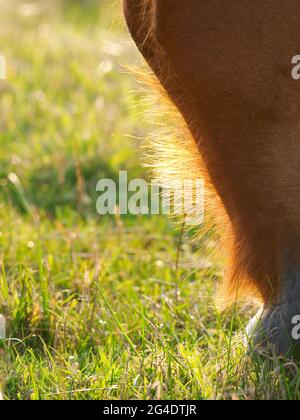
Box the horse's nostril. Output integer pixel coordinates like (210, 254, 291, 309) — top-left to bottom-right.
(246, 299, 300, 359)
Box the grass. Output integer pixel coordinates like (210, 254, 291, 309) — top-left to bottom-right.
(0, 0, 299, 400)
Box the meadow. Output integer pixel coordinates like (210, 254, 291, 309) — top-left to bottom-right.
(0, 0, 299, 400)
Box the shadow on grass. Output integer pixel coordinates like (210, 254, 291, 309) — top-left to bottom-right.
(0, 157, 122, 218)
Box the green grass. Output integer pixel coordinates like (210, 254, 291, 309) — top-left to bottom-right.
(0, 0, 299, 400)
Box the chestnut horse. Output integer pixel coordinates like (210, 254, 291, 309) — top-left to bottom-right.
(124, 0, 300, 356)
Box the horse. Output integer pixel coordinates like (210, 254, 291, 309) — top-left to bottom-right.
(123, 0, 300, 357)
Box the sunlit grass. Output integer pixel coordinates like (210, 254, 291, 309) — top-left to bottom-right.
(0, 0, 299, 400)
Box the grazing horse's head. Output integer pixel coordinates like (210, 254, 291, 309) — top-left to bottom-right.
(124, 0, 300, 357)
